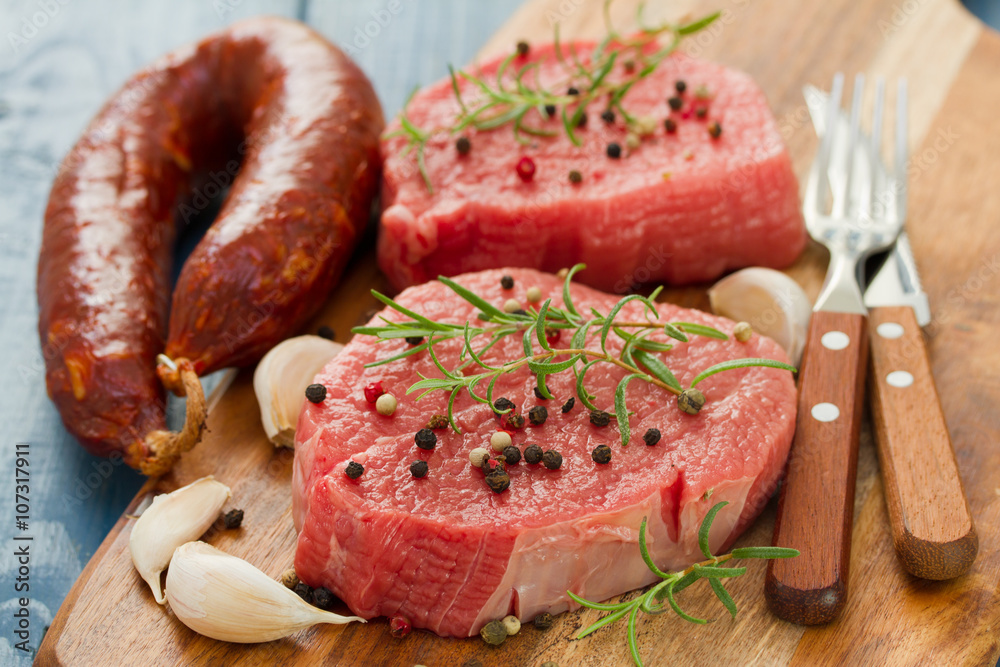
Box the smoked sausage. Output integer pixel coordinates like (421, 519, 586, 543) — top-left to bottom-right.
(37, 17, 384, 474)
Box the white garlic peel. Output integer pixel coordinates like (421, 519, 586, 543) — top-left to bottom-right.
(253, 335, 344, 448)
(129, 476, 231, 604)
(165, 541, 364, 643)
(708, 268, 812, 365)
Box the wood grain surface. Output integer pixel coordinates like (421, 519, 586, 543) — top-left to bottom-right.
(36, 0, 1000, 665)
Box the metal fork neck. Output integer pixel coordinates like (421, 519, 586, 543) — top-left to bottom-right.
(815, 250, 867, 315)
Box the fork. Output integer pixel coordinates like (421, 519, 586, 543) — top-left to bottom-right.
(765, 74, 906, 625)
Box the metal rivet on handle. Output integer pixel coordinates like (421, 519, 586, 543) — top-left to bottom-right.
(821, 331, 850, 350)
(811, 402, 840, 422)
(886, 370, 914, 388)
(877, 322, 904, 339)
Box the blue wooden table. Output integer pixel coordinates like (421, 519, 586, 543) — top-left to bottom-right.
(0, 2, 523, 662)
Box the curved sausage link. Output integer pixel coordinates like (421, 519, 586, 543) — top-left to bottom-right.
(37, 17, 384, 470)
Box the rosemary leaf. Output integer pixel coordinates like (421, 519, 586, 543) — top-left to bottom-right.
(698, 501, 728, 558)
(528, 354, 583, 375)
(614, 373, 646, 446)
(463, 322, 499, 371)
(730, 546, 801, 560)
(535, 370, 555, 400)
(535, 299, 553, 351)
(447, 387, 462, 433)
(576, 359, 602, 411)
(626, 605, 643, 667)
(662, 322, 689, 342)
(672, 321, 729, 340)
(567, 590, 634, 612)
(691, 564, 747, 578)
(709, 579, 738, 619)
(438, 276, 507, 319)
(576, 604, 634, 640)
(362, 342, 429, 369)
(677, 11, 722, 35)
(638, 517, 671, 579)
(601, 295, 659, 353)
(690, 358, 798, 388)
(663, 580, 708, 625)
(633, 349, 681, 392)
(371, 290, 454, 331)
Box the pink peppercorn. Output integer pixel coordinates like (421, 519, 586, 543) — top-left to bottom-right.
(516, 156, 536, 182)
(389, 614, 412, 638)
(364, 381, 385, 404)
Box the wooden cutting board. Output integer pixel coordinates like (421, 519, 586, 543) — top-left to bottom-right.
(36, 0, 1000, 665)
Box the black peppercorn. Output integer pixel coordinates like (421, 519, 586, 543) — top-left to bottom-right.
(222, 508, 244, 529)
(516, 40, 529, 57)
(293, 582, 314, 604)
(427, 414, 449, 430)
(512, 308, 528, 316)
(575, 112, 587, 128)
(405, 336, 424, 346)
(502, 445, 521, 465)
(668, 96, 683, 111)
(534, 612, 554, 629)
(456, 135, 472, 155)
(533, 386, 548, 400)
(542, 450, 563, 470)
(414, 428, 437, 450)
(345, 461, 364, 479)
(524, 444, 543, 464)
(568, 86, 579, 95)
(664, 117, 677, 134)
(592, 445, 612, 464)
(305, 383, 327, 404)
(561, 397, 575, 413)
(506, 413, 525, 429)
(606, 143, 622, 159)
(313, 586, 335, 610)
(600, 109, 615, 123)
(643, 428, 662, 446)
(493, 396, 516, 413)
(485, 470, 511, 493)
(708, 121, 722, 138)
(696, 106, 708, 119)
(590, 410, 611, 427)
(317, 325, 336, 340)
(568, 169, 582, 184)
(528, 406, 548, 426)
(675, 79, 687, 94)
(500, 275, 514, 289)
(410, 460, 429, 478)
(544, 103, 556, 117)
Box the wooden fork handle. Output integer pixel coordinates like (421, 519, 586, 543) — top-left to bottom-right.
(765, 310, 868, 625)
(868, 306, 978, 580)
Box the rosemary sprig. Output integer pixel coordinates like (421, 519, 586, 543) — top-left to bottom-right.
(352, 264, 796, 443)
(569, 501, 800, 667)
(390, 1, 722, 190)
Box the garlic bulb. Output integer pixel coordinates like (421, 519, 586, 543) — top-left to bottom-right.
(165, 541, 364, 642)
(129, 476, 231, 604)
(253, 335, 343, 447)
(708, 268, 812, 365)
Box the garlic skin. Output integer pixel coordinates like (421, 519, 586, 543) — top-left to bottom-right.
(165, 541, 364, 643)
(253, 335, 343, 448)
(708, 268, 812, 365)
(129, 476, 231, 604)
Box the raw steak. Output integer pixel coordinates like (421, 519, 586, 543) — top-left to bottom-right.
(293, 268, 796, 637)
(378, 45, 805, 292)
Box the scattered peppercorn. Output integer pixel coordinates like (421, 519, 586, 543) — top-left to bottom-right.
(501, 273, 514, 288)
(600, 109, 615, 123)
(545, 328, 561, 346)
(590, 410, 611, 427)
(456, 135, 472, 155)
(501, 615, 521, 635)
(293, 582, 314, 604)
(678, 388, 706, 415)
(664, 117, 677, 133)
(364, 381, 385, 404)
(568, 169, 582, 184)
(675, 79, 687, 94)
(575, 112, 588, 129)
(526, 286, 543, 303)
(503, 298, 521, 313)
(414, 428, 437, 450)
(345, 461, 364, 479)
(643, 428, 662, 446)
(606, 142, 622, 159)
(592, 445, 612, 464)
(222, 508, 244, 529)
(280, 568, 299, 589)
(305, 383, 327, 404)
(485, 470, 511, 493)
(567, 86, 579, 95)
(376, 393, 398, 416)
(512, 308, 528, 316)
(481, 456, 506, 475)
(544, 103, 556, 117)
(524, 444, 543, 464)
(410, 460, 429, 478)
(481, 619, 508, 645)
(490, 430, 513, 453)
(708, 120, 722, 138)
(502, 445, 522, 465)
(468, 448, 489, 469)
(623, 59, 635, 73)
(625, 132, 640, 150)
(405, 336, 424, 346)
(528, 405, 548, 426)
(561, 397, 575, 413)
(516, 156, 536, 182)
(734, 321, 753, 342)
(668, 96, 683, 111)
(533, 386, 547, 400)
(317, 325, 336, 340)
(695, 84, 711, 99)
(313, 586, 335, 610)
(534, 612, 554, 629)
(505, 412, 525, 429)
(427, 414, 449, 430)
(542, 450, 563, 470)
(390, 614, 413, 638)
(516, 40, 529, 57)
(694, 106, 707, 120)
(494, 396, 516, 413)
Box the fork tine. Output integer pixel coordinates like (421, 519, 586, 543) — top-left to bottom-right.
(892, 78, 909, 222)
(833, 74, 865, 219)
(811, 72, 844, 214)
(870, 78, 886, 219)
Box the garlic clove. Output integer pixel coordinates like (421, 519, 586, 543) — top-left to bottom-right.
(129, 476, 231, 604)
(708, 267, 812, 365)
(253, 335, 344, 448)
(165, 541, 364, 643)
